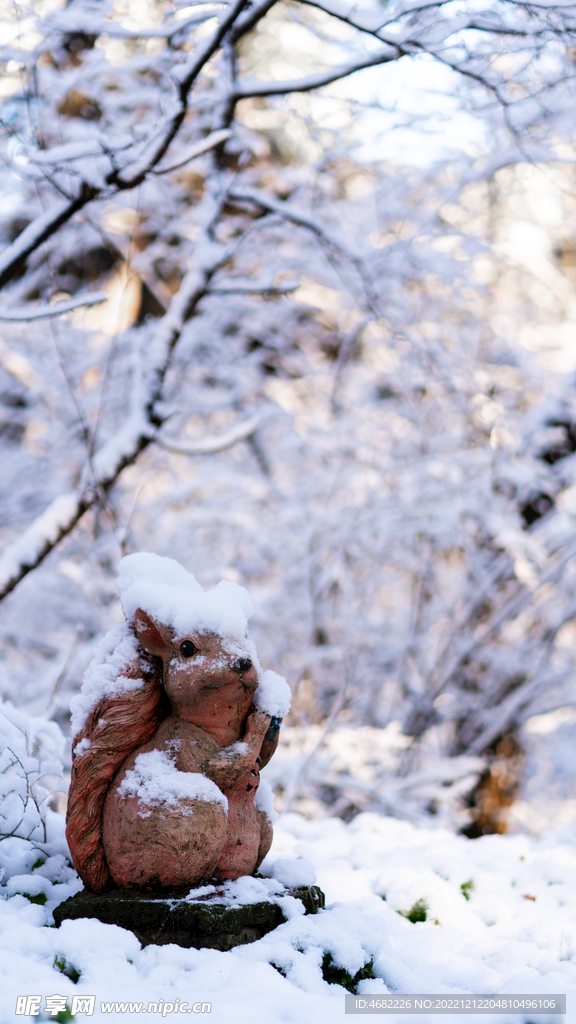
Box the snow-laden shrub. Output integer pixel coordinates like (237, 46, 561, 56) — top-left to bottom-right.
(263, 724, 484, 828)
(0, 698, 70, 883)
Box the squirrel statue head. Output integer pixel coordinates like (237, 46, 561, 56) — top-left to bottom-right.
(133, 606, 259, 745)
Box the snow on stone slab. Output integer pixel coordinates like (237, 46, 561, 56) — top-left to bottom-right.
(182, 876, 306, 923)
(220, 876, 283, 904)
(259, 855, 317, 888)
(116, 551, 254, 641)
(69, 621, 145, 737)
(2, 807, 576, 1021)
(184, 885, 218, 902)
(224, 877, 306, 922)
(118, 748, 228, 816)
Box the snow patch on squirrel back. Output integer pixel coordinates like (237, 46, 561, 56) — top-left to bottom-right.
(70, 621, 146, 738)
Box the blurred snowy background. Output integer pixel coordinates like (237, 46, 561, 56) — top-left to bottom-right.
(4, 0, 576, 1016)
(2, 0, 576, 856)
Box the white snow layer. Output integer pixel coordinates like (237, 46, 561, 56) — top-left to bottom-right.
(69, 621, 145, 737)
(254, 669, 291, 718)
(116, 552, 254, 641)
(118, 749, 228, 815)
(184, 876, 304, 920)
(259, 855, 317, 888)
(254, 778, 278, 822)
(2, 810, 576, 1022)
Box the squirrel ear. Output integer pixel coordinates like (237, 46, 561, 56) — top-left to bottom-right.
(134, 608, 170, 656)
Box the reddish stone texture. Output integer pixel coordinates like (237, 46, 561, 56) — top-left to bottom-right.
(66, 609, 279, 892)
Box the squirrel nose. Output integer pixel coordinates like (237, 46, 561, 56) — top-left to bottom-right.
(232, 657, 253, 673)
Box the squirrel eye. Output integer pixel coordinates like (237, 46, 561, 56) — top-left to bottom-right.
(180, 640, 197, 658)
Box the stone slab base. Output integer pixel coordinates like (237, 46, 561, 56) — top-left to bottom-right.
(53, 884, 325, 950)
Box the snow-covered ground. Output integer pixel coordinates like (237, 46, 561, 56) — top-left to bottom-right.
(1, 810, 575, 1024)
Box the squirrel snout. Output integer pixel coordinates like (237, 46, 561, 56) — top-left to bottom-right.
(232, 657, 253, 673)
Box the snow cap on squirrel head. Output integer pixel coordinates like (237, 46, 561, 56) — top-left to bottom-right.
(116, 552, 255, 641)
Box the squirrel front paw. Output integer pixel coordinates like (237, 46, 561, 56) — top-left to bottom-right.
(244, 708, 271, 745)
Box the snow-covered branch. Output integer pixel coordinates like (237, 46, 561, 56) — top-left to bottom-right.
(233, 49, 397, 101)
(152, 130, 232, 175)
(229, 186, 354, 256)
(111, 0, 249, 189)
(0, 701, 67, 851)
(0, 240, 231, 602)
(437, 539, 576, 696)
(231, 0, 279, 41)
(209, 277, 299, 294)
(0, 186, 98, 291)
(0, 292, 107, 322)
(154, 413, 263, 455)
(228, 186, 374, 310)
(0, 12, 244, 287)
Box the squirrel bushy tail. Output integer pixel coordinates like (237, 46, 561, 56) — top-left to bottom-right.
(66, 654, 162, 892)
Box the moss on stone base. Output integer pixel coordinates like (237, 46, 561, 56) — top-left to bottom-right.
(53, 884, 325, 950)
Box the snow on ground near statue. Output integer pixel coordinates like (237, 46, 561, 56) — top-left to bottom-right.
(1, 813, 576, 1023)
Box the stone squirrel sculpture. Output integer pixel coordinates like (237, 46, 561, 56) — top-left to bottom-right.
(66, 554, 290, 892)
